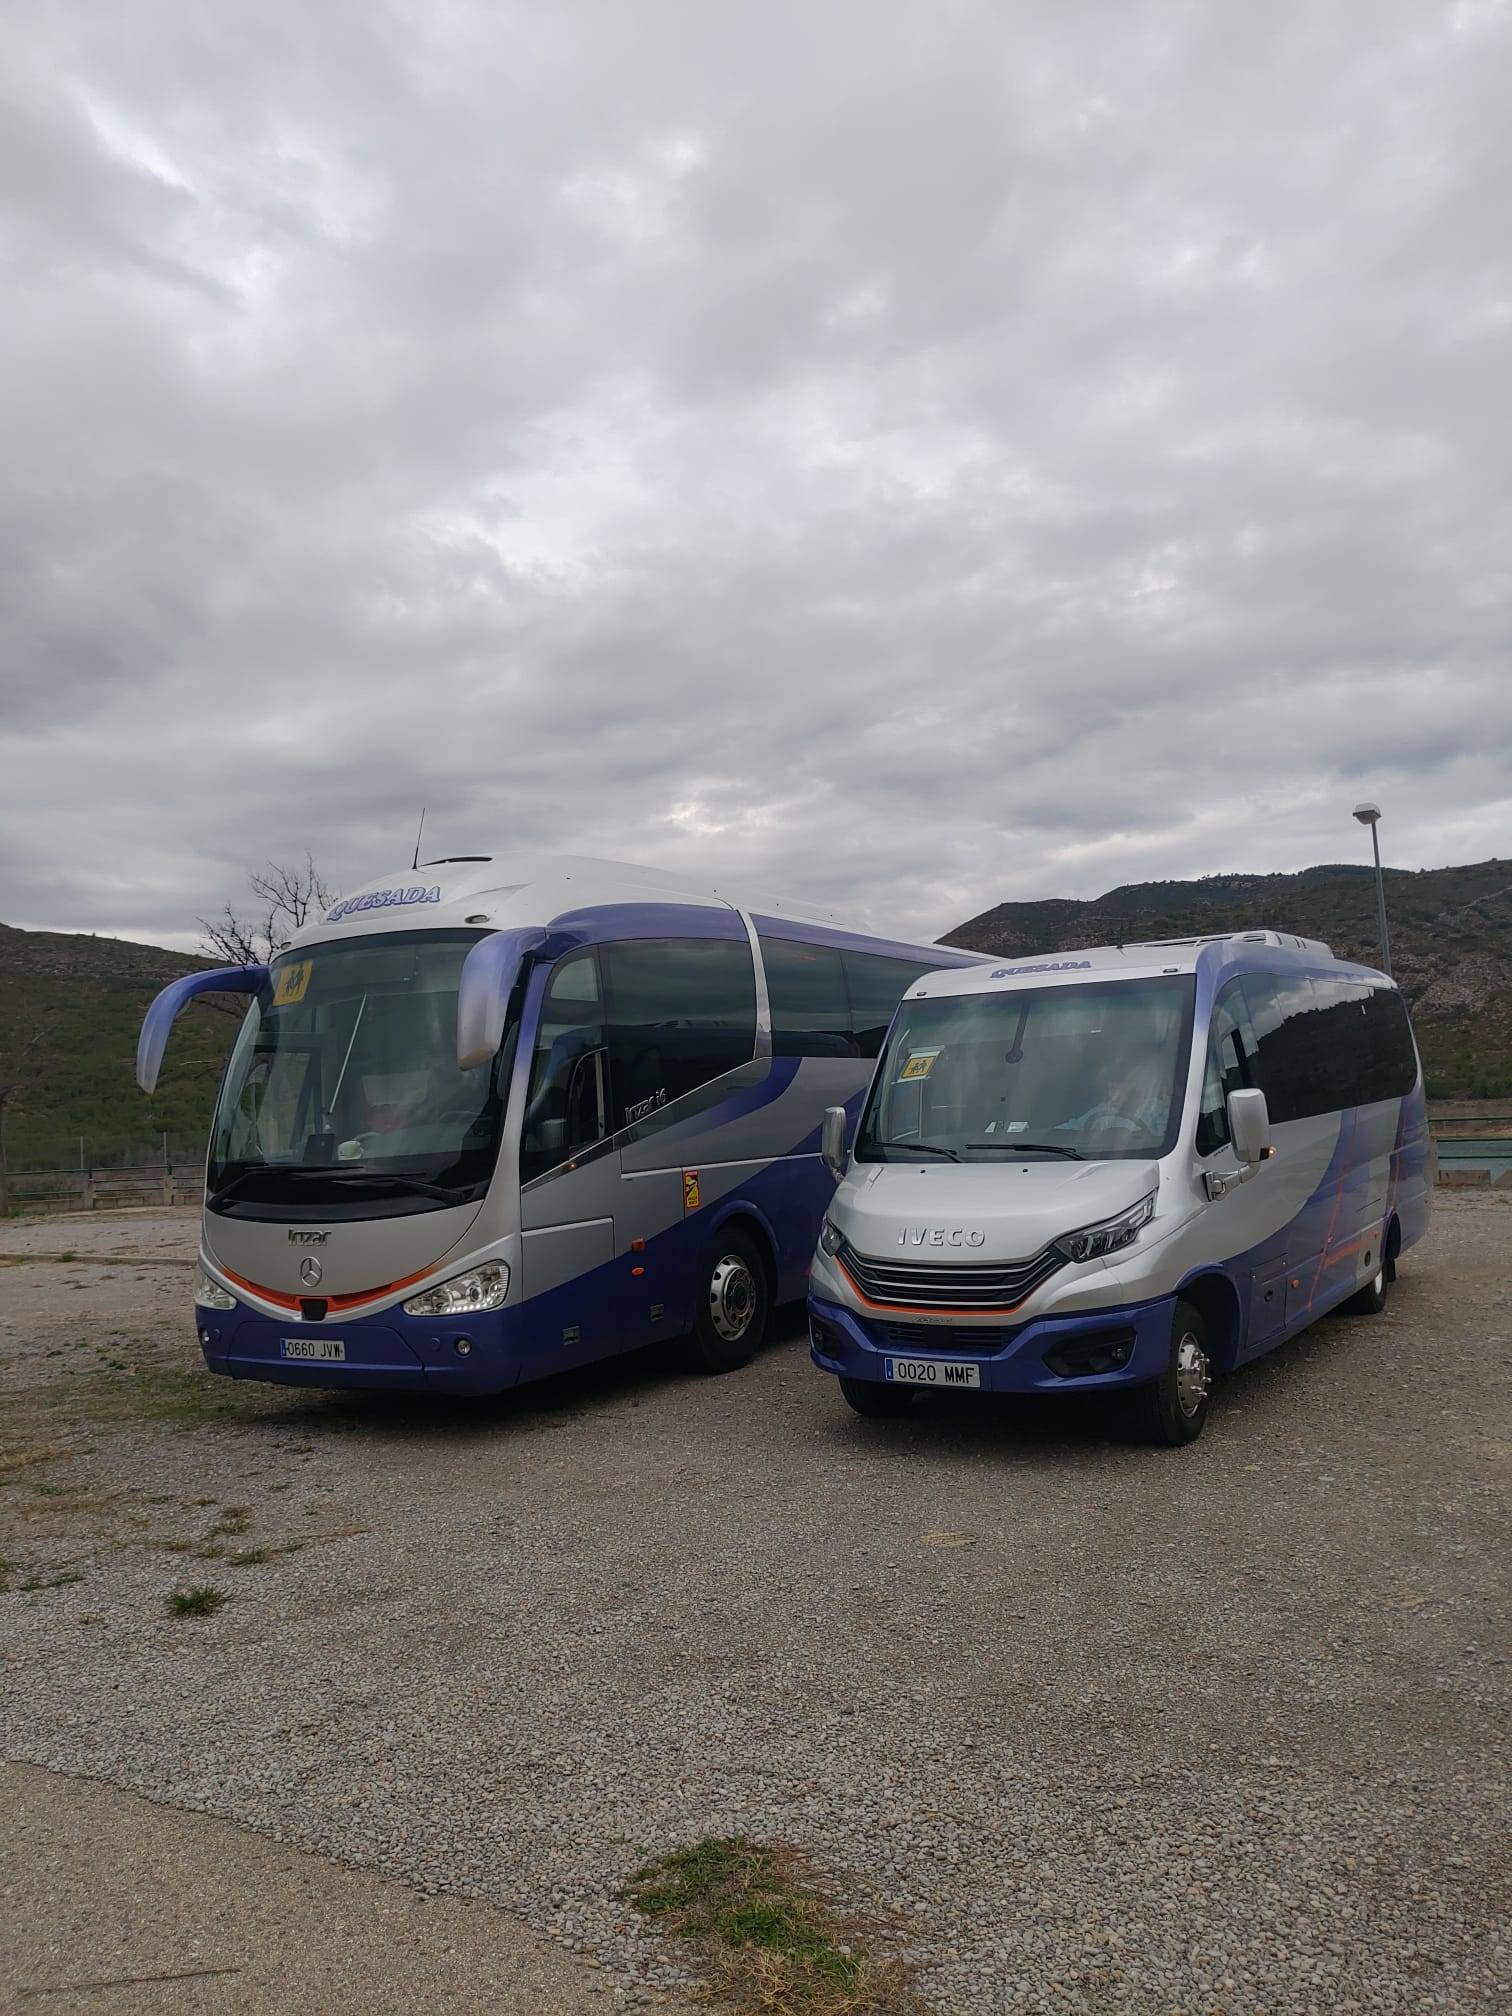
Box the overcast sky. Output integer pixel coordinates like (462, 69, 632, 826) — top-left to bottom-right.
(3, 1, 1509, 951)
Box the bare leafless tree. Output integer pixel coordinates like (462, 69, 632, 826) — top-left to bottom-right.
(196, 856, 334, 1013)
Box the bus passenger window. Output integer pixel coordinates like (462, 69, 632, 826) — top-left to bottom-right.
(603, 938, 757, 1129)
(843, 953, 934, 1059)
(758, 936, 854, 1057)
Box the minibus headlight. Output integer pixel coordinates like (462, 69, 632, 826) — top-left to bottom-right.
(402, 1263, 510, 1316)
(1054, 1192, 1156, 1265)
(819, 1218, 843, 1257)
(193, 1264, 236, 1311)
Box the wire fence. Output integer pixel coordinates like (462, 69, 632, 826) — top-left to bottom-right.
(7, 1132, 207, 1173)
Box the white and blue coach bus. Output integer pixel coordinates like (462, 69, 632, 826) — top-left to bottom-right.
(808, 930, 1434, 1443)
(136, 854, 985, 1394)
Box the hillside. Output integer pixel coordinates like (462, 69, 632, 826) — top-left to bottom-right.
(945, 858, 1512, 1098)
(0, 923, 239, 1169)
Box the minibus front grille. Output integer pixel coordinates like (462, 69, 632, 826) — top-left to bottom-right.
(835, 1239, 1064, 1311)
(869, 1319, 1019, 1355)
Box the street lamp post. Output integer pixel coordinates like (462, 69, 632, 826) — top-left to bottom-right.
(1353, 802, 1392, 976)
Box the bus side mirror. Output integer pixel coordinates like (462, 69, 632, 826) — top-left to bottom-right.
(457, 927, 546, 1070)
(1228, 1087, 1272, 1166)
(136, 965, 267, 1094)
(821, 1106, 848, 1179)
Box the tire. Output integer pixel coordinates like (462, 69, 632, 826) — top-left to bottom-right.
(839, 1375, 917, 1419)
(1342, 1260, 1389, 1316)
(684, 1229, 770, 1374)
(1127, 1301, 1212, 1446)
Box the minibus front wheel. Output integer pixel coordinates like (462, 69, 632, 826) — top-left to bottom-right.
(1129, 1301, 1212, 1446)
(839, 1376, 917, 1420)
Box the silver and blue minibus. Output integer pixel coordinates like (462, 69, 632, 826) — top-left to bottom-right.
(137, 853, 985, 1393)
(807, 931, 1434, 1442)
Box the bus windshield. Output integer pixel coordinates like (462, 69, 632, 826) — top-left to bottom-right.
(856, 975, 1195, 1164)
(208, 929, 514, 1214)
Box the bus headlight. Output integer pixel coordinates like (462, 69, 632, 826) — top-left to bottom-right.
(402, 1263, 510, 1316)
(1054, 1192, 1156, 1265)
(819, 1218, 843, 1257)
(193, 1264, 236, 1311)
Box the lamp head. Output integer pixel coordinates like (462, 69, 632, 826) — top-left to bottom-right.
(1353, 802, 1382, 826)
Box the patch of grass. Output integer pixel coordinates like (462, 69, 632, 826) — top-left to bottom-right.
(19, 1569, 86, 1591)
(627, 1837, 924, 2016)
(167, 1583, 227, 1617)
(210, 1506, 251, 1536)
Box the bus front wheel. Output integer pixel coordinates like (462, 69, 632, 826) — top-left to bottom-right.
(685, 1230, 770, 1374)
(1128, 1301, 1212, 1446)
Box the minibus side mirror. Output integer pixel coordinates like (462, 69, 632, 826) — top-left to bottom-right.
(1205, 1087, 1275, 1200)
(821, 1105, 848, 1179)
(1229, 1087, 1272, 1165)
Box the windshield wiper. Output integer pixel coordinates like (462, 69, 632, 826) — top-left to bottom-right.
(963, 1140, 1085, 1159)
(868, 1140, 961, 1162)
(309, 1171, 465, 1202)
(208, 1167, 271, 1204)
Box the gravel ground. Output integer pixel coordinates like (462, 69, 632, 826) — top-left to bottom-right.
(2, 1198, 1508, 2015)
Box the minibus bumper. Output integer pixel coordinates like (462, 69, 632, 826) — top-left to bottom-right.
(193, 1298, 519, 1395)
(806, 1292, 1174, 1395)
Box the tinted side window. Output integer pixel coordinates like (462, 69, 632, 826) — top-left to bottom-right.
(844, 953, 935, 1059)
(1244, 972, 1382, 1121)
(1195, 978, 1262, 1156)
(1361, 987, 1418, 1101)
(603, 937, 756, 1127)
(520, 951, 608, 1183)
(759, 935, 855, 1058)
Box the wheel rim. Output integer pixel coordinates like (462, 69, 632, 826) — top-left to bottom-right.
(1174, 1331, 1210, 1417)
(708, 1255, 757, 1342)
(1371, 1267, 1384, 1296)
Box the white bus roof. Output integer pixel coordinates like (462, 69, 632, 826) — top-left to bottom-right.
(286, 852, 863, 954)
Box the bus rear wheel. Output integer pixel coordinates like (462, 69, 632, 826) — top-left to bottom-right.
(1128, 1301, 1212, 1446)
(839, 1376, 916, 1419)
(685, 1230, 770, 1374)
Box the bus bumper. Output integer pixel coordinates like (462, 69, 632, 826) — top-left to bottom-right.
(806, 1292, 1175, 1396)
(193, 1299, 519, 1395)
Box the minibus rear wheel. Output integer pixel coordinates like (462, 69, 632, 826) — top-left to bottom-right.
(686, 1229, 770, 1374)
(1342, 1261, 1389, 1316)
(1130, 1301, 1212, 1446)
(839, 1376, 916, 1419)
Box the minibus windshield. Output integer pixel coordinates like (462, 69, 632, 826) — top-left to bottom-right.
(208, 929, 515, 1215)
(857, 975, 1195, 1164)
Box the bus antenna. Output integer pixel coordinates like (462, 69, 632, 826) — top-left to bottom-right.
(411, 806, 426, 871)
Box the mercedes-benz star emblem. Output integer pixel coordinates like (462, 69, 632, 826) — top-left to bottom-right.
(299, 1256, 324, 1289)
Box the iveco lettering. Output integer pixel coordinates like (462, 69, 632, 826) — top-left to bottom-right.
(808, 929, 1433, 1443)
(136, 853, 987, 1395)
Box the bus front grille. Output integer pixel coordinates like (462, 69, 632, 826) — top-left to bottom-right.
(835, 1239, 1065, 1311)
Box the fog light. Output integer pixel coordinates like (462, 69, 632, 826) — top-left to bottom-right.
(1044, 1330, 1138, 1379)
(454, 1337, 473, 1356)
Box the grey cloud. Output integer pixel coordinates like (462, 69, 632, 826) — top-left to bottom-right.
(1, 0, 1509, 953)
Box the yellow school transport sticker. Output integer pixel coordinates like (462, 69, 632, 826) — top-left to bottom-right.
(683, 1170, 701, 1212)
(898, 1047, 940, 1081)
(272, 960, 313, 1006)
